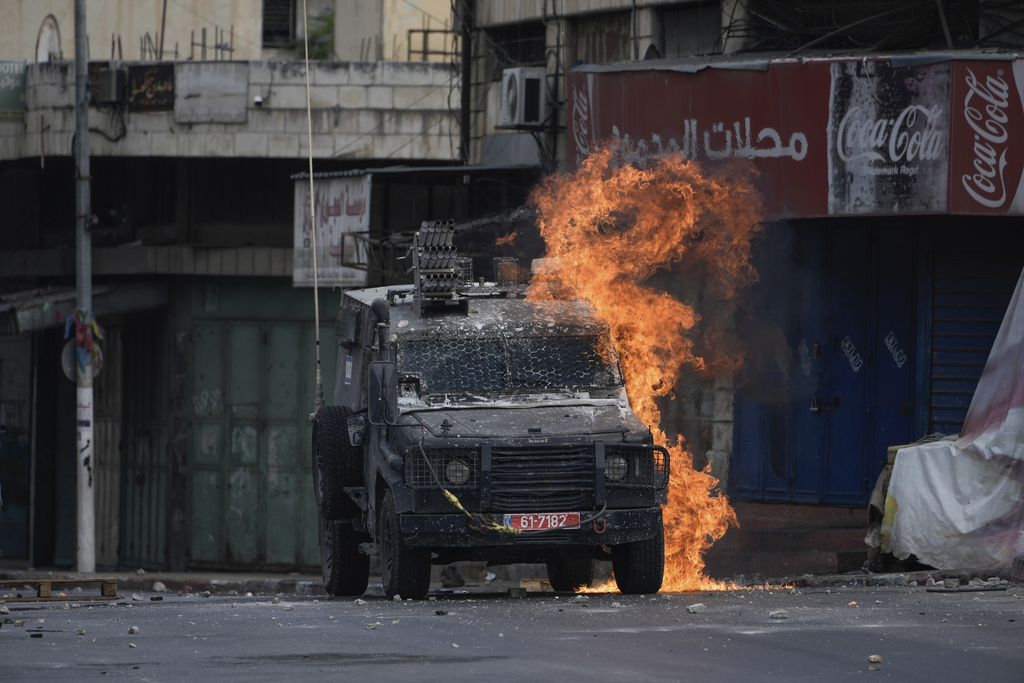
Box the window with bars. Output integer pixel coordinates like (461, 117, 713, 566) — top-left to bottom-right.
(263, 0, 295, 47)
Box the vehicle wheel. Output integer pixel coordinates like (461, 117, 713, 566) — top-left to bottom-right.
(545, 557, 595, 592)
(320, 514, 370, 597)
(379, 491, 431, 599)
(611, 514, 665, 594)
(312, 405, 361, 519)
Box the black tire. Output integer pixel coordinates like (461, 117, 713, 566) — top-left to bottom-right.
(546, 557, 595, 592)
(320, 514, 370, 597)
(312, 405, 361, 520)
(379, 491, 431, 600)
(611, 513, 665, 594)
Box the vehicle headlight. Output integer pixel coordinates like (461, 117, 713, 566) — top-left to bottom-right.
(605, 454, 628, 482)
(445, 458, 471, 485)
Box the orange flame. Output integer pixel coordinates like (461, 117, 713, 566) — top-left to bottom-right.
(527, 142, 765, 591)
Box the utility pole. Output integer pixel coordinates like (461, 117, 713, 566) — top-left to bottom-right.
(74, 0, 95, 574)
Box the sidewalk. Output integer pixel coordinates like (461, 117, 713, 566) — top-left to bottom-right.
(1, 560, 1020, 599)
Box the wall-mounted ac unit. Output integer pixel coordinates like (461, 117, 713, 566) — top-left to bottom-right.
(96, 68, 126, 104)
(499, 67, 545, 129)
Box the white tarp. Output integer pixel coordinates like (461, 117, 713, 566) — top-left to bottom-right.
(885, 267, 1024, 568)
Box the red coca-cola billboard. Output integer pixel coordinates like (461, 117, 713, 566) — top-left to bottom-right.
(567, 56, 1024, 219)
(948, 59, 1024, 214)
(568, 63, 832, 218)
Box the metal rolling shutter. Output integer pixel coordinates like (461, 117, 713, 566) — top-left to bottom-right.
(928, 259, 1021, 435)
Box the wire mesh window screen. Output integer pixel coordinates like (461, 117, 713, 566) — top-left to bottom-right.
(398, 334, 620, 393)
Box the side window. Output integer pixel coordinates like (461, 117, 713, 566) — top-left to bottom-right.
(263, 0, 295, 48)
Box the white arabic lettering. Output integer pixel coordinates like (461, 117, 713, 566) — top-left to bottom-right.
(961, 68, 1011, 209)
(884, 331, 907, 369)
(841, 336, 863, 373)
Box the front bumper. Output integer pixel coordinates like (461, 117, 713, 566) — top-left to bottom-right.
(398, 507, 662, 548)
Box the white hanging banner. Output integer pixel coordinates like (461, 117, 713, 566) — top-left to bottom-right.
(293, 174, 371, 288)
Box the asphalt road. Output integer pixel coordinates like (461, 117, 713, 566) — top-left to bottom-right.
(1, 583, 1021, 682)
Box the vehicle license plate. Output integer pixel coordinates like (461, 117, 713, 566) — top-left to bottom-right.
(503, 512, 580, 530)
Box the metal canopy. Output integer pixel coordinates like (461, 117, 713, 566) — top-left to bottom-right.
(0, 281, 168, 335)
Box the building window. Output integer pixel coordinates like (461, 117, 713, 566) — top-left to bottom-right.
(662, 3, 721, 58)
(484, 22, 546, 81)
(263, 0, 295, 47)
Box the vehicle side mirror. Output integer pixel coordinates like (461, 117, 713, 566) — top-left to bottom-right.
(367, 361, 398, 425)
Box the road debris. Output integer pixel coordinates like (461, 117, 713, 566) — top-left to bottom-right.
(868, 654, 882, 663)
(769, 610, 788, 619)
(687, 603, 706, 614)
(129, 626, 139, 634)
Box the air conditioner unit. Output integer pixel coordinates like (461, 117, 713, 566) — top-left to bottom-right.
(96, 68, 126, 104)
(499, 67, 545, 129)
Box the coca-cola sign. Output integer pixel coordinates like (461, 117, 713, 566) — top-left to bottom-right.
(949, 60, 1024, 214)
(827, 61, 950, 215)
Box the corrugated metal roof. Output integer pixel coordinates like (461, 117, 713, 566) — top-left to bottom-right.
(572, 49, 1019, 74)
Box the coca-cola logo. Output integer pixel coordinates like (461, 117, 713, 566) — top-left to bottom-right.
(961, 68, 1010, 208)
(836, 105, 945, 163)
(571, 83, 591, 159)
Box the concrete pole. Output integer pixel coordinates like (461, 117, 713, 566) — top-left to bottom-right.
(74, 0, 95, 574)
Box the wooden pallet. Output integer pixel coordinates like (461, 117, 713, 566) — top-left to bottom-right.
(0, 577, 118, 602)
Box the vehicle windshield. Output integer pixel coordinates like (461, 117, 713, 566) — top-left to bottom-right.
(397, 333, 622, 394)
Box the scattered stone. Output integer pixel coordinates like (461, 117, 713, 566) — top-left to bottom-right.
(498, 633, 504, 638)
(135, 568, 146, 575)
(74, 628, 86, 636)
(14, 619, 25, 627)
(611, 602, 622, 608)
(152, 581, 167, 593)
(969, 578, 986, 588)
(0, 606, 8, 615)
(985, 577, 1001, 586)
(131, 593, 144, 602)
(452, 643, 459, 648)
(909, 581, 918, 587)
(129, 643, 137, 648)
(201, 591, 212, 599)
(393, 595, 402, 602)
(354, 599, 367, 606)
(687, 603, 706, 614)
(868, 664, 882, 672)
(926, 578, 936, 587)
(128, 626, 139, 635)
(769, 610, 788, 619)
(573, 594, 589, 602)
(271, 597, 281, 604)
(942, 578, 959, 589)
(868, 654, 882, 663)
(365, 622, 380, 630)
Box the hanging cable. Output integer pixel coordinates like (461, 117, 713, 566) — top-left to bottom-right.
(303, 0, 324, 420)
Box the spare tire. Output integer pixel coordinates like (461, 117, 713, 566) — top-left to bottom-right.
(312, 405, 362, 520)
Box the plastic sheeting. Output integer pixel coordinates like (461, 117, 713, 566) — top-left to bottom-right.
(885, 267, 1024, 569)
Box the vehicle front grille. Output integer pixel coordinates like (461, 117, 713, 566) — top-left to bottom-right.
(491, 445, 595, 512)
